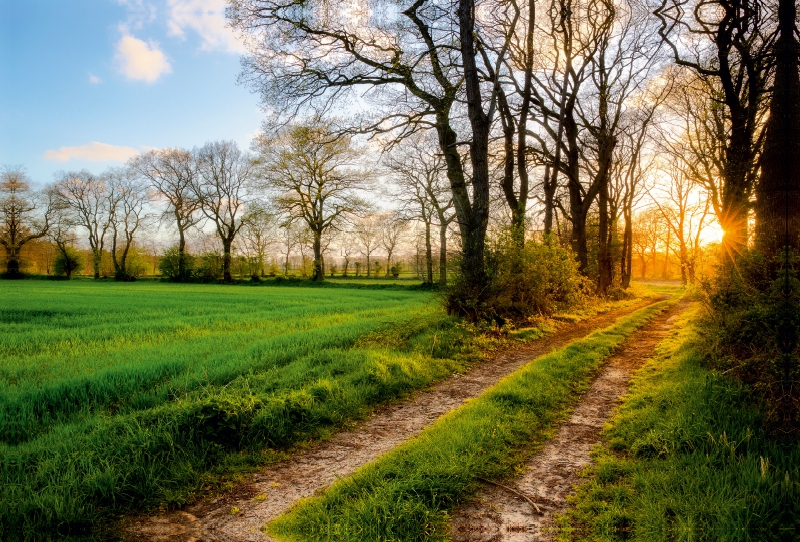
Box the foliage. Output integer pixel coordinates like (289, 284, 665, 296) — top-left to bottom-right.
(52, 247, 83, 279)
(267, 300, 676, 542)
(560, 308, 799, 541)
(158, 246, 196, 281)
(701, 249, 800, 433)
(447, 234, 588, 323)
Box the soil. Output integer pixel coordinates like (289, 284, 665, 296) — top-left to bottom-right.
(122, 297, 666, 542)
(449, 299, 691, 542)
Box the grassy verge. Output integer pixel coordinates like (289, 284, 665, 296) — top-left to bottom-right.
(557, 308, 800, 541)
(267, 297, 679, 542)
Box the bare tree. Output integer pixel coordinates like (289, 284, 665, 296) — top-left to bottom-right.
(255, 123, 368, 281)
(107, 168, 150, 281)
(240, 202, 277, 277)
(55, 170, 113, 279)
(354, 214, 381, 278)
(129, 148, 202, 280)
(385, 134, 456, 285)
(380, 212, 407, 276)
(654, 0, 773, 253)
(193, 141, 255, 282)
(0, 166, 54, 277)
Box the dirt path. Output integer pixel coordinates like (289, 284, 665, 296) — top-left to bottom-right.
(449, 299, 690, 542)
(123, 297, 665, 542)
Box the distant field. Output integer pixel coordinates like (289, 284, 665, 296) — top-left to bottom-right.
(0, 281, 458, 535)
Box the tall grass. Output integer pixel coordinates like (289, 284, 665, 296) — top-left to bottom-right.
(559, 308, 800, 541)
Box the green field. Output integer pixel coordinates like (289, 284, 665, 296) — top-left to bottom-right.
(0, 280, 465, 537)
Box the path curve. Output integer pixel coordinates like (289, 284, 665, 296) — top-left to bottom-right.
(123, 297, 665, 542)
(449, 299, 690, 542)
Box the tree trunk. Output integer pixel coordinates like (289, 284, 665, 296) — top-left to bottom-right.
(92, 248, 102, 279)
(755, 0, 800, 253)
(598, 180, 613, 296)
(312, 231, 324, 281)
(621, 208, 633, 289)
(425, 221, 433, 284)
(439, 222, 448, 286)
(178, 228, 187, 280)
(222, 241, 232, 282)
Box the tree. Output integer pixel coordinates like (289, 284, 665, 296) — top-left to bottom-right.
(53, 247, 83, 278)
(193, 141, 255, 282)
(650, 168, 711, 285)
(754, 0, 800, 253)
(240, 202, 277, 277)
(0, 166, 53, 277)
(380, 212, 406, 277)
(108, 168, 150, 281)
(55, 170, 113, 279)
(385, 134, 455, 285)
(354, 214, 381, 278)
(255, 123, 368, 281)
(655, 0, 772, 254)
(129, 148, 202, 281)
(231, 0, 514, 311)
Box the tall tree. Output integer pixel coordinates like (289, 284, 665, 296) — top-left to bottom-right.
(655, 0, 772, 254)
(255, 123, 367, 281)
(385, 134, 455, 285)
(231, 0, 514, 311)
(193, 141, 255, 282)
(55, 170, 113, 279)
(107, 168, 150, 281)
(129, 148, 202, 280)
(755, 0, 800, 252)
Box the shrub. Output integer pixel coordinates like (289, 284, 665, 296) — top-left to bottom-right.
(390, 263, 401, 278)
(701, 248, 800, 433)
(446, 232, 587, 323)
(158, 247, 196, 281)
(53, 247, 83, 278)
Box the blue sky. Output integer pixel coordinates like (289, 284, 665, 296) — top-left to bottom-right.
(0, 0, 262, 187)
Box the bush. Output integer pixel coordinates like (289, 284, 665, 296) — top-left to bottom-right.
(158, 247, 196, 281)
(390, 264, 401, 278)
(446, 233, 588, 323)
(701, 248, 800, 433)
(53, 247, 83, 278)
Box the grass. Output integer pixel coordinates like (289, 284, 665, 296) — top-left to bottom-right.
(557, 308, 800, 541)
(266, 297, 680, 542)
(0, 280, 660, 539)
(0, 281, 464, 538)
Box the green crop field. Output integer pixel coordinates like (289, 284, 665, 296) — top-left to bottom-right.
(0, 280, 465, 537)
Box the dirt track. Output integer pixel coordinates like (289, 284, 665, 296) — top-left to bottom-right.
(449, 299, 690, 542)
(123, 297, 666, 542)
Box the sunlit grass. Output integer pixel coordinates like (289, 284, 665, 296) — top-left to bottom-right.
(558, 308, 800, 541)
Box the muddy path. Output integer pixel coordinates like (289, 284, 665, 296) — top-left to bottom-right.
(450, 299, 691, 542)
(123, 297, 667, 542)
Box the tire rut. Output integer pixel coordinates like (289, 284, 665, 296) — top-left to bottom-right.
(449, 299, 691, 542)
(122, 297, 667, 542)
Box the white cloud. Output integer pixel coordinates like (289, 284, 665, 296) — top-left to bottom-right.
(44, 142, 142, 162)
(89, 73, 102, 84)
(167, 0, 245, 53)
(115, 33, 172, 82)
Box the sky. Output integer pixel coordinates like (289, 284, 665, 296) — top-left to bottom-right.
(0, 0, 263, 187)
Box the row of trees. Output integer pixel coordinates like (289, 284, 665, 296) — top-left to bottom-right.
(1, 127, 459, 284)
